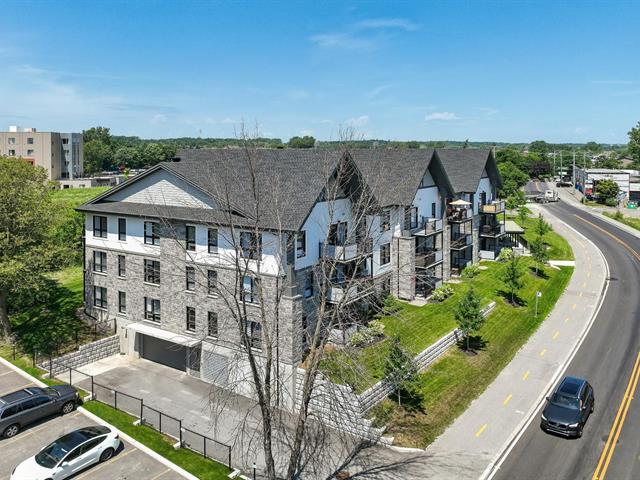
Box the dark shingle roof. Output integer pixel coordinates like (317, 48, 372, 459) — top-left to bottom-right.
(349, 149, 436, 206)
(435, 149, 495, 193)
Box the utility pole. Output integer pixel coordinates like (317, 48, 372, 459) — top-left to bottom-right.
(572, 150, 576, 196)
(560, 151, 563, 182)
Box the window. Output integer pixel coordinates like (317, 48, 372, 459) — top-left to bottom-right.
(207, 312, 218, 337)
(1, 404, 21, 419)
(243, 320, 262, 350)
(208, 228, 218, 254)
(93, 251, 107, 273)
(26, 149, 34, 156)
(380, 243, 391, 265)
(93, 215, 107, 238)
(240, 232, 262, 260)
(186, 266, 196, 291)
(8, 150, 15, 156)
(380, 209, 390, 232)
(7, 137, 15, 145)
(117, 255, 126, 277)
(118, 218, 126, 241)
(144, 297, 161, 322)
(242, 276, 259, 303)
(144, 221, 160, 245)
(304, 271, 314, 298)
(186, 307, 196, 332)
(62, 138, 69, 145)
(93, 286, 107, 309)
(207, 270, 218, 295)
(79, 438, 104, 455)
(27, 137, 34, 145)
(144, 259, 160, 284)
(186, 225, 196, 251)
(432, 202, 437, 218)
(302, 315, 308, 347)
(404, 206, 418, 230)
(328, 222, 348, 245)
(118, 291, 126, 314)
(296, 231, 306, 258)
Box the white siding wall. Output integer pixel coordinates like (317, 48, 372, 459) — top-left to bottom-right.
(85, 215, 161, 257)
(296, 198, 353, 270)
(475, 176, 494, 214)
(109, 169, 217, 209)
(412, 186, 441, 221)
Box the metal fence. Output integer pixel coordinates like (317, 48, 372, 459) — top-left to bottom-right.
(79, 375, 232, 468)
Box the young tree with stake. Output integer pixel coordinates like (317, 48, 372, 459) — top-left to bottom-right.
(501, 255, 525, 305)
(454, 287, 484, 352)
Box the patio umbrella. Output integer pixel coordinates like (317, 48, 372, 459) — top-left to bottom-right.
(450, 199, 471, 206)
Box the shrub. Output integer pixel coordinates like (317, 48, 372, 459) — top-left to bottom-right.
(605, 197, 617, 207)
(382, 294, 403, 314)
(349, 330, 371, 347)
(497, 247, 514, 262)
(367, 320, 385, 337)
(461, 264, 481, 278)
(613, 210, 624, 221)
(431, 284, 454, 302)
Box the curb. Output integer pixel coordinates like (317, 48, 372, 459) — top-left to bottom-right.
(480, 206, 610, 480)
(0, 356, 198, 480)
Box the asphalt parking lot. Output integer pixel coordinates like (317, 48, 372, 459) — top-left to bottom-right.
(0, 362, 185, 480)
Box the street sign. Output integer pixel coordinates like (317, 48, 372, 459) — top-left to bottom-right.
(536, 291, 542, 297)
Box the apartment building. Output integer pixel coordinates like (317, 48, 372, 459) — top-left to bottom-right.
(0, 126, 83, 180)
(77, 147, 503, 406)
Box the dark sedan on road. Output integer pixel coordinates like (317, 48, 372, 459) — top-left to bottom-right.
(541, 376, 594, 438)
(0, 386, 79, 439)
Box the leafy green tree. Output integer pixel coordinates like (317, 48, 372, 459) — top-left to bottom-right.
(288, 136, 316, 148)
(506, 191, 526, 210)
(585, 141, 602, 153)
(498, 162, 529, 198)
(516, 206, 530, 227)
(454, 287, 484, 351)
(0, 158, 54, 338)
(627, 121, 640, 163)
(534, 213, 552, 237)
(529, 140, 551, 155)
(595, 178, 620, 202)
(595, 156, 622, 170)
(82, 126, 112, 145)
(84, 140, 113, 174)
(113, 146, 141, 169)
(384, 335, 421, 408)
(501, 255, 525, 305)
(530, 236, 548, 275)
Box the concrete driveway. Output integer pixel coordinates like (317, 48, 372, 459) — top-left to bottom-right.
(0, 361, 184, 480)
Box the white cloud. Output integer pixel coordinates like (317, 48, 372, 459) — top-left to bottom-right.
(151, 114, 167, 124)
(367, 85, 391, 98)
(300, 129, 314, 136)
(346, 115, 370, 127)
(308, 33, 373, 50)
(479, 107, 499, 117)
(315, 119, 334, 124)
(356, 18, 418, 31)
(221, 117, 238, 124)
(425, 111, 459, 121)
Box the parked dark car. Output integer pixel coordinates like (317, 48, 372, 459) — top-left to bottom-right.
(0, 386, 79, 439)
(541, 376, 594, 438)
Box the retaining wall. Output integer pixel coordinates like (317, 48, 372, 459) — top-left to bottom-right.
(39, 335, 120, 375)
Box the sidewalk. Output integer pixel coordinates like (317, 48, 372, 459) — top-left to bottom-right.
(374, 206, 608, 479)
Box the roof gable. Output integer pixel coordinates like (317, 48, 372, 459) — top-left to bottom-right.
(436, 149, 499, 193)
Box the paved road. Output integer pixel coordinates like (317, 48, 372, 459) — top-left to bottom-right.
(495, 183, 640, 480)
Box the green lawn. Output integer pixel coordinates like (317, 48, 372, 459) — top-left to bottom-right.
(370, 259, 573, 447)
(83, 401, 231, 479)
(50, 186, 109, 207)
(514, 214, 574, 260)
(603, 211, 640, 231)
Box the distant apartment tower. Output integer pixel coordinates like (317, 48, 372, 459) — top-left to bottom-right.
(0, 125, 84, 180)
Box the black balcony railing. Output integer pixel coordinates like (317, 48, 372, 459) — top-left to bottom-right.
(480, 223, 506, 237)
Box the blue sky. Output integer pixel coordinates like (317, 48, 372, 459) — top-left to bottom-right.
(1, 0, 639, 143)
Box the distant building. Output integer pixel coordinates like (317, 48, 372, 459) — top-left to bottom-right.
(575, 167, 640, 201)
(0, 125, 83, 180)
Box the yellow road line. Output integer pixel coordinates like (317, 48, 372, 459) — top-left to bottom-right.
(572, 304, 577, 310)
(592, 351, 640, 480)
(0, 370, 16, 378)
(553, 331, 560, 340)
(522, 370, 530, 381)
(503, 394, 513, 406)
(574, 214, 640, 262)
(540, 349, 547, 357)
(475, 423, 488, 437)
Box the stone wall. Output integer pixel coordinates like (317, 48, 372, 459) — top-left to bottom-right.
(39, 335, 120, 376)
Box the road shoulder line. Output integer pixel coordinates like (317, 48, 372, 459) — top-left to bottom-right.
(481, 206, 610, 480)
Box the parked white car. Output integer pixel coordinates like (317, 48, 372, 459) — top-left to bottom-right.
(11, 426, 120, 480)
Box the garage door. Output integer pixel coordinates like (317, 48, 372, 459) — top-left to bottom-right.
(201, 351, 229, 386)
(141, 335, 186, 371)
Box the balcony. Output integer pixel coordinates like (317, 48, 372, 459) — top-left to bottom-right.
(479, 200, 506, 214)
(480, 250, 497, 260)
(416, 249, 443, 268)
(447, 207, 473, 223)
(327, 279, 377, 305)
(451, 233, 473, 249)
(319, 240, 371, 262)
(411, 217, 443, 236)
(452, 258, 473, 272)
(480, 223, 506, 237)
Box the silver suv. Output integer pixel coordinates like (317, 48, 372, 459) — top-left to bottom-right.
(0, 386, 79, 438)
